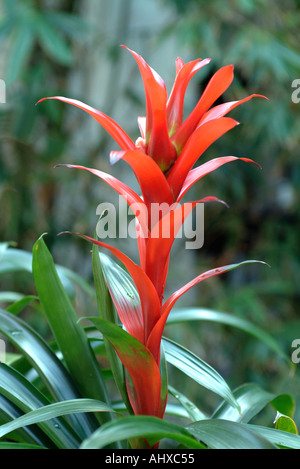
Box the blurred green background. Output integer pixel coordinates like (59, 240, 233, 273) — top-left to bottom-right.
(0, 0, 299, 423)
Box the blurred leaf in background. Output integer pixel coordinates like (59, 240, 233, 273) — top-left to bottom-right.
(0, 0, 90, 250)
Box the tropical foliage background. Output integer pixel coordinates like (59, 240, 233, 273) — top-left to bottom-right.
(0, 0, 299, 445)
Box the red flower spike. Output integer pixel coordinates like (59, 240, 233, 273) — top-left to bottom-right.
(172, 65, 234, 153)
(167, 58, 211, 136)
(110, 149, 174, 207)
(39, 46, 268, 422)
(167, 117, 239, 200)
(145, 197, 227, 305)
(147, 261, 268, 362)
(37, 97, 135, 151)
(90, 318, 162, 418)
(62, 232, 161, 345)
(122, 46, 177, 172)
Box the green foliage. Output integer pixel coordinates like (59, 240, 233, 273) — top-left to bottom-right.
(0, 239, 299, 448)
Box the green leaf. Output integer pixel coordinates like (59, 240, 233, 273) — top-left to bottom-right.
(6, 295, 38, 315)
(0, 292, 25, 304)
(212, 383, 275, 423)
(271, 394, 296, 418)
(92, 247, 132, 413)
(168, 385, 208, 421)
(0, 442, 46, 449)
(35, 15, 73, 65)
(80, 416, 206, 449)
(45, 11, 90, 38)
(32, 235, 112, 425)
(186, 419, 276, 449)
(274, 412, 298, 435)
(0, 242, 12, 262)
(162, 337, 241, 414)
(0, 398, 114, 440)
(0, 308, 97, 438)
(0, 246, 76, 299)
(0, 393, 50, 447)
(86, 317, 162, 418)
(0, 364, 80, 449)
(242, 423, 300, 449)
(166, 308, 289, 362)
(6, 24, 35, 83)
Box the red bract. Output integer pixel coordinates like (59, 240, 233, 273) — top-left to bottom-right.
(38, 46, 267, 420)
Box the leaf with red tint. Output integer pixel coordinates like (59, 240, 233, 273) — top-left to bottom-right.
(110, 149, 174, 207)
(177, 156, 261, 202)
(172, 65, 234, 153)
(198, 94, 268, 126)
(37, 96, 135, 151)
(123, 46, 177, 171)
(147, 260, 269, 362)
(88, 317, 163, 417)
(167, 58, 211, 136)
(167, 117, 239, 200)
(56, 163, 149, 239)
(60, 232, 161, 345)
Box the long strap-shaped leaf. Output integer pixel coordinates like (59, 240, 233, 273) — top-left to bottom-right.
(80, 415, 206, 449)
(186, 419, 276, 449)
(166, 307, 288, 362)
(162, 337, 240, 414)
(92, 247, 133, 414)
(0, 398, 114, 441)
(87, 317, 162, 418)
(32, 235, 112, 425)
(0, 393, 52, 448)
(65, 232, 161, 345)
(147, 260, 268, 361)
(0, 308, 97, 439)
(0, 364, 80, 449)
(211, 383, 276, 423)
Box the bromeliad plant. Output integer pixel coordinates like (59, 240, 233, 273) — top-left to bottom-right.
(37, 46, 266, 420)
(0, 46, 299, 450)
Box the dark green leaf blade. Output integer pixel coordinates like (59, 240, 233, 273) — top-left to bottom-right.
(92, 247, 132, 413)
(31, 235, 112, 424)
(0, 363, 80, 449)
(166, 308, 289, 362)
(0, 398, 114, 440)
(80, 416, 206, 449)
(187, 419, 277, 449)
(0, 308, 97, 438)
(212, 383, 276, 423)
(163, 337, 241, 414)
